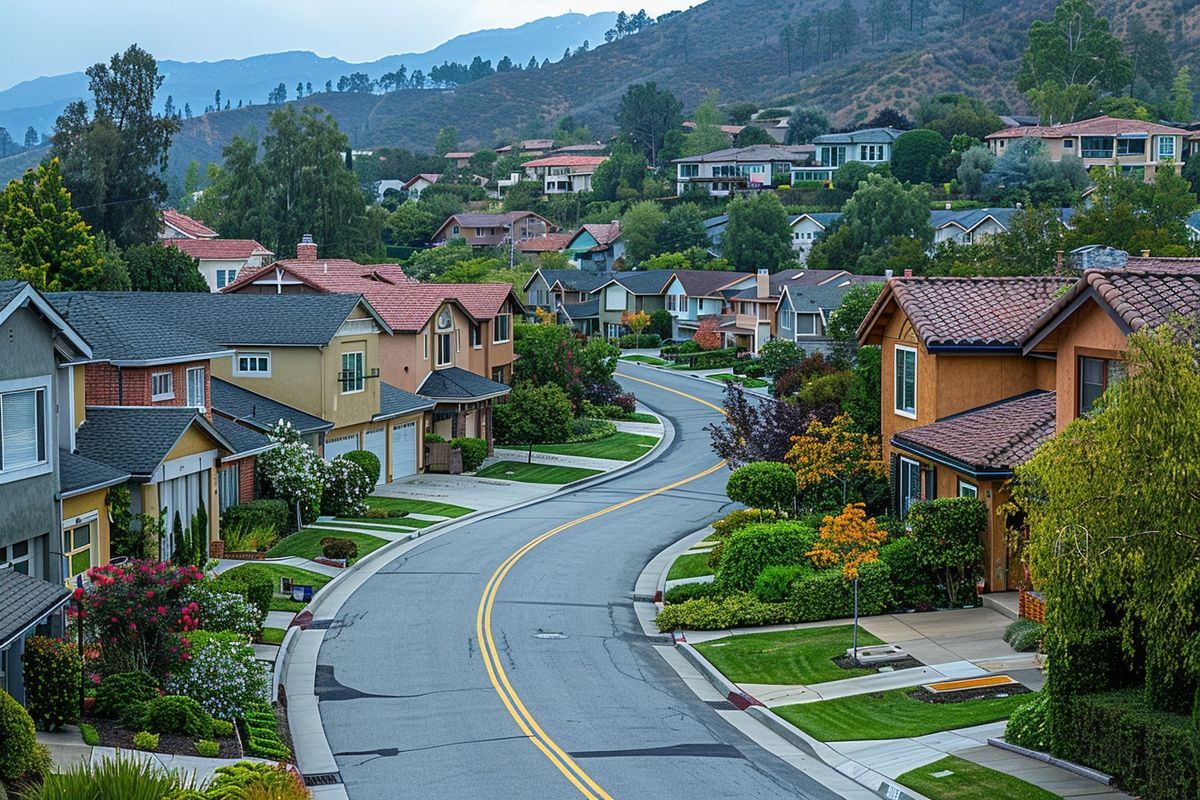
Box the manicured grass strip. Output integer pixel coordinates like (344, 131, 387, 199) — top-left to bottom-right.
(709, 373, 770, 388)
(363, 497, 475, 518)
(474, 461, 602, 484)
(897, 755, 1059, 800)
(667, 552, 715, 581)
(695, 625, 884, 686)
(260, 627, 287, 646)
(775, 689, 1034, 742)
(530, 432, 660, 461)
(620, 412, 660, 424)
(336, 516, 435, 529)
(265, 529, 387, 561)
(224, 563, 333, 613)
(621, 355, 668, 365)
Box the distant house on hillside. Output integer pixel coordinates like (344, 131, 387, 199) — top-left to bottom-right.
(430, 212, 551, 248)
(521, 155, 607, 194)
(443, 151, 475, 168)
(673, 145, 812, 196)
(159, 209, 217, 240)
(401, 173, 442, 199)
(565, 222, 623, 271)
(159, 209, 274, 292)
(792, 127, 904, 182)
(495, 139, 555, 157)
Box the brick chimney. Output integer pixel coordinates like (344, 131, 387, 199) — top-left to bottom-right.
(296, 233, 317, 262)
(1055, 249, 1064, 275)
(1141, 249, 1151, 258)
(903, 268, 913, 278)
(756, 268, 770, 299)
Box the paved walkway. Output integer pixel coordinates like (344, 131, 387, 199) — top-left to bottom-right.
(489, 448, 628, 472)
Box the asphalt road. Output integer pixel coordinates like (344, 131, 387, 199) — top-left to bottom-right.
(316, 366, 843, 800)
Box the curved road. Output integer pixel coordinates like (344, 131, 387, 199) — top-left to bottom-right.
(316, 366, 841, 799)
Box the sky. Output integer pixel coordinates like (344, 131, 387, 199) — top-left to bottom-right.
(0, 0, 690, 90)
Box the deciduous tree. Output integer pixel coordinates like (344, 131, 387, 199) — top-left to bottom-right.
(692, 316, 722, 350)
(721, 192, 793, 272)
(786, 413, 883, 505)
(784, 108, 829, 145)
(124, 243, 207, 292)
(620, 309, 651, 347)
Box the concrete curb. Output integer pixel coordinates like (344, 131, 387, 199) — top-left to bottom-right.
(986, 738, 1115, 785)
(633, 525, 712, 603)
(677, 642, 763, 710)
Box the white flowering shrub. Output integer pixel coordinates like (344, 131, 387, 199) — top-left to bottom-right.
(165, 630, 267, 721)
(320, 457, 373, 517)
(181, 584, 264, 636)
(257, 421, 324, 524)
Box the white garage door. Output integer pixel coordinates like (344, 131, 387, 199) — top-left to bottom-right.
(391, 422, 418, 480)
(363, 427, 387, 484)
(324, 432, 359, 461)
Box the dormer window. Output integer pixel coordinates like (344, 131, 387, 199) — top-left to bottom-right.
(151, 372, 174, 401)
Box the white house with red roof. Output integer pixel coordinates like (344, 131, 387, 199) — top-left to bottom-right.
(401, 173, 442, 199)
(521, 155, 608, 194)
(159, 209, 218, 240)
(165, 238, 274, 292)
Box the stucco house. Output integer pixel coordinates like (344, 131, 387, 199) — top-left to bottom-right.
(164, 238, 274, 293)
(522, 156, 607, 194)
(673, 145, 811, 196)
(793, 127, 904, 182)
(430, 212, 551, 248)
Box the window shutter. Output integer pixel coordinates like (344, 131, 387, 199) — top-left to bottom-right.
(924, 466, 936, 501)
(888, 453, 900, 517)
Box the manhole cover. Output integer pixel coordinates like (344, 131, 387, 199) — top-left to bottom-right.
(534, 631, 568, 639)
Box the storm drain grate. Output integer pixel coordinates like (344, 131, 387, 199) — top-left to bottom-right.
(705, 700, 739, 711)
(302, 773, 343, 787)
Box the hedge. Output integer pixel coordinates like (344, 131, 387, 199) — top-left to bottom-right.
(786, 560, 891, 622)
(655, 593, 792, 632)
(662, 582, 719, 605)
(21, 636, 80, 731)
(342, 450, 381, 484)
(450, 437, 489, 472)
(753, 564, 813, 603)
(1044, 628, 1131, 698)
(221, 499, 292, 538)
(616, 333, 662, 348)
(879, 536, 939, 610)
(714, 521, 817, 593)
(211, 566, 274, 622)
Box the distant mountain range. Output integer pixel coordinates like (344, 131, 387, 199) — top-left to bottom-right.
(0, 12, 618, 137)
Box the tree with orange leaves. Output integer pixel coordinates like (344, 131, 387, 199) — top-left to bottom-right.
(620, 309, 651, 347)
(533, 307, 557, 325)
(786, 413, 884, 506)
(808, 502, 887, 661)
(692, 316, 722, 350)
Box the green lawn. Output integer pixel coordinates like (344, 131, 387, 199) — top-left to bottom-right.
(695, 625, 884, 686)
(530, 432, 660, 461)
(260, 627, 287, 646)
(474, 461, 602, 484)
(335, 515, 435, 529)
(709, 373, 770, 389)
(361, 497, 475, 518)
(667, 552, 715, 581)
(224, 563, 333, 613)
(776, 689, 1034, 742)
(620, 412, 660, 424)
(265, 529, 388, 561)
(897, 756, 1059, 800)
(621, 354, 668, 365)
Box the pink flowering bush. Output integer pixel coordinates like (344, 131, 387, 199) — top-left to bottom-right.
(80, 560, 204, 678)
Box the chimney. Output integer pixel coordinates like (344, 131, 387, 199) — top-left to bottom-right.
(296, 233, 317, 262)
(903, 268, 913, 278)
(884, 269, 894, 279)
(756, 268, 770, 299)
(1141, 249, 1150, 258)
(1055, 250, 1064, 275)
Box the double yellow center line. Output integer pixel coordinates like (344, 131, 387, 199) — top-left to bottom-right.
(474, 374, 725, 798)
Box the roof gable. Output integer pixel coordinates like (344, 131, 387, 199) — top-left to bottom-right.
(0, 281, 92, 359)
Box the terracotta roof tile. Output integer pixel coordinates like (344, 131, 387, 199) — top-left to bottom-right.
(517, 234, 573, 252)
(576, 221, 621, 247)
(164, 238, 272, 260)
(521, 155, 607, 168)
(894, 391, 1056, 472)
(986, 115, 1190, 139)
(161, 209, 217, 238)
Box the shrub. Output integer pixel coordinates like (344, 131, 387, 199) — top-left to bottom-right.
(908, 497, 987, 607)
(241, 699, 291, 761)
(219, 519, 279, 553)
(753, 564, 814, 603)
(0, 690, 38, 784)
(22, 636, 80, 731)
(342, 449, 381, 484)
(132, 731, 160, 751)
(320, 457, 373, 517)
(132, 694, 213, 737)
(662, 582, 719, 605)
(221, 499, 292, 538)
(320, 537, 358, 560)
(878, 536, 938, 610)
(786, 560, 892, 622)
(494, 382, 574, 446)
(195, 739, 220, 757)
(451, 437, 489, 471)
(257, 421, 324, 524)
(425, 433, 445, 443)
(212, 718, 235, 737)
(180, 583, 263, 636)
(79, 722, 100, 746)
(206, 761, 308, 799)
(711, 508, 781, 539)
(567, 418, 616, 443)
(1003, 619, 1045, 653)
(725, 462, 796, 511)
(212, 566, 274, 623)
(94, 671, 160, 719)
(165, 631, 267, 722)
(363, 506, 406, 519)
(1005, 693, 1050, 751)
(616, 333, 662, 348)
(715, 521, 818, 593)
(756, 339, 803, 378)
(654, 593, 791, 632)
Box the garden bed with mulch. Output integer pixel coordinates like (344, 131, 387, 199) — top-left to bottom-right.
(833, 654, 926, 673)
(85, 716, 243, 759)
(908, 682, 1031, 704)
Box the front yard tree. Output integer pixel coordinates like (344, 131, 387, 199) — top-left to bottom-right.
(784, 107, 829, 145)
(692, 316, 722, 350)
(497, 382, 574, 462)
(890, 129, 951, 185)
(616, 82, 683, 168)
(726, 462, 796, 513)
(908, 497, 986, 607)
(620, 200, 666, 265)
(621, 310, 651, 347)
(786, 413, 884, 505)
(721, 192, 793, 272)
(808, 502, 886, 660)
(708, 383, 835, 467)
(124, 244, 208, 292)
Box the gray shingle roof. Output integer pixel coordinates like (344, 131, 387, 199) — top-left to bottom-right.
(210, 415, 274, 457)
(0, 280, 26, 310)
(540, 269, 611, 293)
(418, 367, 511, 401)
(75, 407, 230, 476)
(605, 270, 676, 295)
(59, 449, 130, 497)
(210, 378, 332, 435)
(811, 127, 903, 145)
(562, 299, 599, 319)
(0, 569, 71, 650)
(672, 145, 811, 164)
(378, 382, 435, 419)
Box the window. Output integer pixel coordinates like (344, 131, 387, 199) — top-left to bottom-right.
(1062, 139, 1074, 149)
(451, 225, 460, 236)
(340, 351, 364, 394)
(423, 334, 429, 360)
(678, 164, 699, 178)
(151, 372, 174, 401)
(493, 313, 511, 343)
(1116, 138, 1146, 156)
(436, 333, 453, 367)
(958, 480, 978, 499)
(218, 465, 240, 513)
(0, 540, 30, 575)
(894, 345, 917, 418)
(1158, 136, 1176, 159)
(0, 387, 47, 474)
(492, 366, 507, 383)
(215, 268, 239, 289)
(899, 458, 922, 520)
(62, 522, 94, 579)
(470, 323, 482, 348)
(795, 313, 819, 336)
(186, 367, 205, 408)
(1079, 356, 1122, 414)
(235, 352, 270, 377)
(819, 145, 846, 167)
(859, 144, 884, 161)
(1081, 137, 1114, 158)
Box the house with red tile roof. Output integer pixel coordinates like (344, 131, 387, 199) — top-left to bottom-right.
(164, 238, 274, 293)
(159, 209, 218, 240)
(985, 115, 1192, 181)
(443, 151, 475, 168)
(521, 155, 608, 194)
(401, 173, 442, 199)
(430, 211, 551, 248)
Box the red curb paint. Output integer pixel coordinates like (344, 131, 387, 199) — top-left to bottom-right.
(727, 691, 764, 710)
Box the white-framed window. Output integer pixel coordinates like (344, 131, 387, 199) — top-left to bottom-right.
(1157, 136, 1176, 159)
(0, 383, 49, 478)
(859, 144, 884, 161)
(151, 372, 174, 401)
(1062, 139, 1074, 150)
(62, 521, 95, 580)
(0, 540, 31, 574)
(470, 323, 482, 348)
(235, 352, 271, 377)
(795, 313, 819, 336)
(451, 225, 460, 236)
(958, 480, 978, 499)
(215, 268, 239, 289)
(894, 345, 917, 418)
(493, 313, 511, 343)
(679, 163, 699, 178)
(186, 367, 205, 409)
(436, 332, 453, 367)
(900, 457, 922, 520)
(340, 351, 364, 394)
(218, 465, 240, 513)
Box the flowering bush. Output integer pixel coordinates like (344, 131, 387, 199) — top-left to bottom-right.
(164, 631, 267, 721)
(319, 456, 372, 517)
(21, 637, 80, 730)
(257, 421, 324, 524)
(180, 583, 263, 637)
(79, 561, 204, 678)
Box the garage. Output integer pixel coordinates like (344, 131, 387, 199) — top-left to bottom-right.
(363, 427, 387, 484)
(324, 432, 359, 461)
(391, 421, 418, 480)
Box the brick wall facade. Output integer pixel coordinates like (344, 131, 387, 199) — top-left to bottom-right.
(84, 360, 213, 419)
(238, 456, 256, 503)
